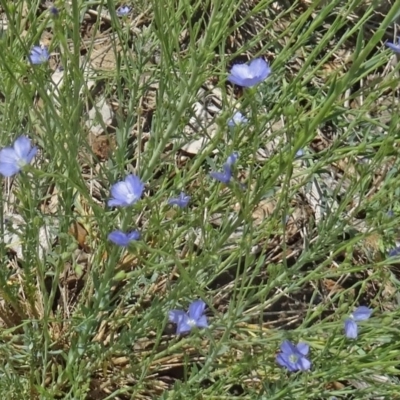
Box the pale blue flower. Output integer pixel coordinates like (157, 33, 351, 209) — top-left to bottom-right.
(276, 340, 311, 372)
(386, 37, 400, 53)
(389, 246, 400, 257)
(210, 152, 239, 183)
(169, 300, 208, 335)
(344, 306, 372, 339)
(108, 175, 144, 207)
(226, 152, 239, 166)
(228, 112, 248, 127)
(117, 6, 131, 16)
(228, 58, 271, 87)
(0, 136, 37, 177)
(49, 6, 59, 17)
(210, 164, 232, 184)
(168, 192, 190, 208)
(295, 149, 305, 158)
(108, 230, 140, 246)
(29, 46, 49, 64)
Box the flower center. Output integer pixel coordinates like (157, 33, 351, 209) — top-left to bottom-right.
(17, 159, 27, 168)
(126, 193, 138, 203)
(289, 354, 299, 364)
(244, 70, 255, 79)
(187, 318, 197, 327)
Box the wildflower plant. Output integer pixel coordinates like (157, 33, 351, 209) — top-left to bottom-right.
(0, 0, 400, 398)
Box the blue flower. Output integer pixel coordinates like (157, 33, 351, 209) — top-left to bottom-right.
(210, 163, 232, 184)
(108, 230, 140, 246)
(168, 192, 190, 208)
(386, 37, 400, 53)
(117, 6, 131, 16)
(295, 149, 305, 158)
(0, 136, 37, 177)
(344, 306, 372, 339)
(226, 152, 239, 166)
(29, 46, 50, 65)
(210, 152, 238, 184)
(389, 246, 400, 257)
(108, 175, 144, 207)
(169, 300, 208, 335)
(276, 340, 311, 372)
(228, 112, 248, 127)
(49, 6, 59, 17)
(228, 58, 271, 87)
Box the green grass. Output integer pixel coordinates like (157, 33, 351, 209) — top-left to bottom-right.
(0, 0, 400, 398)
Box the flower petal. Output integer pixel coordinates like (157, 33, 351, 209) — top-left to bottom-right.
(127, 230, 140, 241)
(169, 310, 186, 324)
(296, 342, 309, 356)
(195, 315, 208, 329)
(389, 247, 400, 257)
(276, 353, 289, 369)
(226, 152, 239, 166)
(26, 147, 38, 164)
(168, 192, 190, 208)
(108, 230, 130, 246)
(297, 356, 311, 371)
(125, 175, 144, 198)
(280, 340, 297, 355)
(176, 315, 192, 334)
(29, 46, 42, 63)
(210, 170, 230, 184)
(352, 306, 372, 321)
(110, 181, 131, 200)
(229, 63, 251, 79)
(249, 58, 270, 79)
(188, 300, 206, 320)
(108, 198, 126, 207)
(386, 42, 400, 53)
(0, 148, 18, 164)
(168, 197, 182, 206)
(228, 112, 247, 127)
(13, 136, 32, 159)
(0, 148, 19, 176)
(276, 353, 296, 372)
(117, 6, 131, 16)
(295, 149, 305, 158)
(0, 161, 20, 177)
(29, 46, 49, 64)
(344, 319, 358, 339)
